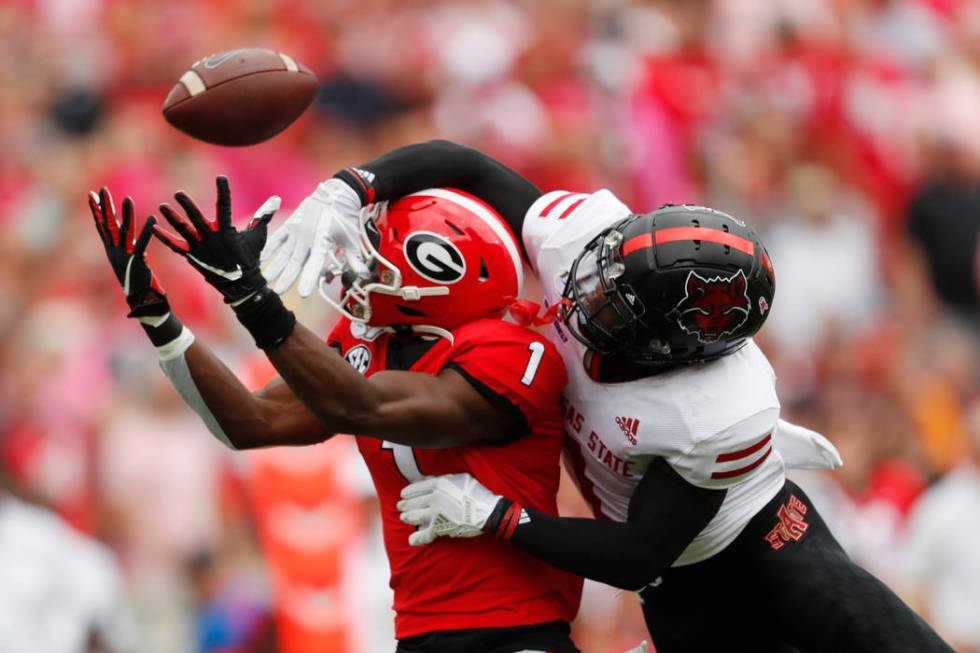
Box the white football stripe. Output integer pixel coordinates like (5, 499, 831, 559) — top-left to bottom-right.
(406, 188, 524, 295)
(278, 53, 299, 72)
(179, 70, 207, 96)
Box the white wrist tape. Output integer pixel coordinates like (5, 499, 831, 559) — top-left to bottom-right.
(156, 327, 235, 449)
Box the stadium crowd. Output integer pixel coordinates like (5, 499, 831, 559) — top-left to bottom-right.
(0, 0, 977, 651)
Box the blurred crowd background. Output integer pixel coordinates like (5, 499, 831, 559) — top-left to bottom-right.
(1, 0, 978, 651)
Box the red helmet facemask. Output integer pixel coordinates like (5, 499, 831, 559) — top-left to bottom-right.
(320, 188, 524, 333)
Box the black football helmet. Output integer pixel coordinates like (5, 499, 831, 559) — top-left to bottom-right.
(561, 204, 776, 369)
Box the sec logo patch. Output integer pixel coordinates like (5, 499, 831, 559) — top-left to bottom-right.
(344, 345, 372, 375)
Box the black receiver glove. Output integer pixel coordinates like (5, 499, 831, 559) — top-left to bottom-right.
(87, 187, 183, 347)
(153, 176, 296, 349)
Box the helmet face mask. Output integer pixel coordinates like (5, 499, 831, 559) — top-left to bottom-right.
(319, 201, 449, 323)
(320, 189, 523, 333)
(564, 224, 653, 356)
(561, 205, 776, 369)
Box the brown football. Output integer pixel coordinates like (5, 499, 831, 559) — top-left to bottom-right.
(162, 48, 317, 146)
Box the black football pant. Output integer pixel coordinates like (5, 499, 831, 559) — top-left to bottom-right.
(395, 620, 580, 653)
(639, 480, 953, 653)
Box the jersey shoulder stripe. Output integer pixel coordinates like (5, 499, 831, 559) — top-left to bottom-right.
(534, 191, 590, 220)
(522, 189, 631, 278)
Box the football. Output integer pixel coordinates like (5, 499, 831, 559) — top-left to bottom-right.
(162, 48, 317, 146)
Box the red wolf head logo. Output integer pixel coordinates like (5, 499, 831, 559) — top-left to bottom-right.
(669, 270, 750, 343)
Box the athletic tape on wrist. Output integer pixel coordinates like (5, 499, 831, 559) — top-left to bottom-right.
(156, 325, 195, 361)
(485, 499, 524, 541)
(232, 287, 296, 349)
(137, 310, 184, 348)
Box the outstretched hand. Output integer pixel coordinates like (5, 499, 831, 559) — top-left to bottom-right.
(153, 176, 280, 305)
(87, 187, 168, 319)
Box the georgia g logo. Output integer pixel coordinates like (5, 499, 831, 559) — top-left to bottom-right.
(668, 270, 750, 343)
(403, 231, 466, 284)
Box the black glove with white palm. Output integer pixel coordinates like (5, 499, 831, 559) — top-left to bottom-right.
(153, 176, 296, 349)
(88, 187, 183, 347)
(260, 178, 368, 297)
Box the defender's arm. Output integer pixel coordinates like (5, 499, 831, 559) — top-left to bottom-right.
(336, 140, 541, 248)
(401, 460, 725, 590)
(492, 460, 725, 590)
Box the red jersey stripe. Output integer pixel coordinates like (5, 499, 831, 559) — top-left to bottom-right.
(715, 433, 772, 463)
(540, 192, 574, 218)
(711, 446, 772, 480)
(557, 197, 587, 220)
(656, 227, 755, 255)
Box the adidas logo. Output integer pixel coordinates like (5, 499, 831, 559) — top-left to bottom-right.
(351, 167, 376, 184)
(616, 416, 639, 445)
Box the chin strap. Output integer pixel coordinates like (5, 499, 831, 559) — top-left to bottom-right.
(507, 298, 570, 327)
(409, 324, 454, 344)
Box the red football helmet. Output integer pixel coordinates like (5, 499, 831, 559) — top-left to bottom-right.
(322, 188, 524, 332)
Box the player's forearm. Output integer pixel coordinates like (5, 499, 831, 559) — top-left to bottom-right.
(486, 507, 682, 591)
(265, 322, 383, 434)
(265, 324, 494, 448)
(155, 333, 325, 449)
(483, 460, 723, 590)
(179, 342, 316, 449)
(335, 140, 541, 245)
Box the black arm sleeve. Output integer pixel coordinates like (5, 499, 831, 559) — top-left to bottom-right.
(486, 459, 725, 590)
(334, 140, 542, 254)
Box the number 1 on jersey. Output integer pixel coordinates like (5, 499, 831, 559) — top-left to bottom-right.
(521, 341, 546, 386)
(382, 441, 425, 482)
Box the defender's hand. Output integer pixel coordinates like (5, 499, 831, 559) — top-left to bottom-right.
(398, 473, 503, 546)
(87, 187, 168, 320)
(154, 176, 279, 305)
(260, 178, 367, 297)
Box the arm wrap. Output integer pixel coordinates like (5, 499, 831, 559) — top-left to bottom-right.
(156, 327, 235, 449)
(334, 140, 542, 252)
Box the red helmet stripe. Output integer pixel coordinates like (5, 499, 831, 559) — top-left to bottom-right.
(656, 227, 755, 255)
(761, 250, 774, 278)
(621, 233, 653, 256)
(623, 228, 755, 256)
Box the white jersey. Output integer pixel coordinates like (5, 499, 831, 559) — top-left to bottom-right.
(0, 497, 134, 653)
(523, 189, 785, 566)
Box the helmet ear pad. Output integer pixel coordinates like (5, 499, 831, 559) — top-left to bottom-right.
(563, 205, 775, 365)
(336, 188, 524, 332)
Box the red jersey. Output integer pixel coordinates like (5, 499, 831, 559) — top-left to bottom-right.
(328, 317, 582, 638)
